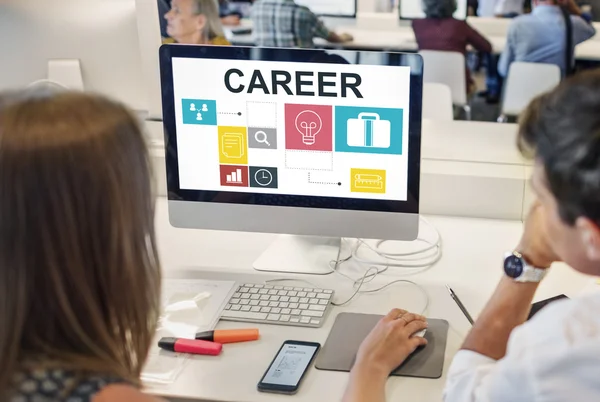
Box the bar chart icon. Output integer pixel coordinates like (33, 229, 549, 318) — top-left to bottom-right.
(220, 165, 248, 187)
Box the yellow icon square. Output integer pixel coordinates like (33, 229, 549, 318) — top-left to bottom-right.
(218, 126, 248, 164)
(350, 168, 386, 194)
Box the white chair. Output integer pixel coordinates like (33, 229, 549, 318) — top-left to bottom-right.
(499, 62, 561, 122)
(422, 83, 454, 121)
(419, 50, 471, 120)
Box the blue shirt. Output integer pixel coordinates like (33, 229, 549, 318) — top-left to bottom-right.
(498, 5, 596, 77)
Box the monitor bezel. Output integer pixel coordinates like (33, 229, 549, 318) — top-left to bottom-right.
(159, 45, 423, 215)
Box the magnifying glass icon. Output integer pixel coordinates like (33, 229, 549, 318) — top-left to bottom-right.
(254, 131, 271, 146)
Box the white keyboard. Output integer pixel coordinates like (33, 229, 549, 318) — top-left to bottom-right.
(220, 283, 335, 328)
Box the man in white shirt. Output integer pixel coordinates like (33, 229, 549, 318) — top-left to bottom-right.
(478, 0, 524, 16)
(342, 71, 600, 402)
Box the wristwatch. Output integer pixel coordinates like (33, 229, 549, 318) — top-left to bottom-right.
(503, 251, 547, 283)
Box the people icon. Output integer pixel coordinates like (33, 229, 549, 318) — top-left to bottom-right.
(190, 103, 196, 112)
(196, 112, 203, 121)
(202, 104, 208, 112)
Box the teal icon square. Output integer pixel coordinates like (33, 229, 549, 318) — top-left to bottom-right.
(334, 106, 403, 155)
(182, 99, 217, 125)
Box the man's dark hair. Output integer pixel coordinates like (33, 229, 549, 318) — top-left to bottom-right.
(518, 70, 600, 226)
(422, 0, 457, 18)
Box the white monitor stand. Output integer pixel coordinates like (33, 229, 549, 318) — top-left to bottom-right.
(253, 235, 342, 275)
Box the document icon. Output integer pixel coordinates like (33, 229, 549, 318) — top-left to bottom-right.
(347, 113, 391, 148)
(350, 168, 386, 194)
(218, 126, 248, 164)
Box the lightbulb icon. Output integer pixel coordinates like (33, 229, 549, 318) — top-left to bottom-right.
(295, 110, 322, 146)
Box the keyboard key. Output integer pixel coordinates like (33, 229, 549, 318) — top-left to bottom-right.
(231, 305, 241, 311)
(307, 292, 317, 298)
(279, 302, 289, 308)
(249, 288, 259, 294)
(281, 308, 291, 315)
(291, 309, 301, 316)
(278, 290, 288, 296)
(298, 292, 307, 297)
(271, 308, 281, 314)
(299, 304, 309, 310)
(268, 290, 278, 295)
(265, 285, 274, 289)
(267, 314, 281, 321)
(221, 311, 268, 320)
(314, 288, 323, 293)
(310, 319, 321, 325)
(310, 298, 319, 304)
(259, 301, 269, 307)
(309, 305, 326, 311)
(299, 298, 309, 304)
(274, 286, 284, 290)
(288, 291, 298, 297)
(251, 294, 260, 300)
(241, 294, 251, 299)
(284, 287, 294, 291)
(244, 284, 254, 288)
(290, 317, 301, 323)
(300, 317, 311, 324)
(259, 289, 268, 295)
(290, 297, 300, 303)
(280, 296, 290, 302)
(251, 306, 261, 312)
(317, 293, 330, 299)
(230, 299, 240, 305)
(261, 307, 272, 313)
(301, 310, 324, 318)
(289, 303, 299, 309)
(240, 300, 250, 305)
(303, 288, 313, 292)
(280, 315, 291, 322)
(240, 287, 250, 293)
(254, 284, 264, 288)
(270, 295, 281, 302)
(233, 293, 242, 299)
(319, 299, 329, 305)
(324, 289, 333, 294)
(225, 304, 232, 310)
(269, 301, 279, 307)
(241, 306, 251, 312)
(293, 287, 303, 291)
(250, 300, 259, 306)
(260, 295, 270, 301)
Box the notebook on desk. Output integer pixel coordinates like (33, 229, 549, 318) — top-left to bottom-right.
(315, 313, 449, 379)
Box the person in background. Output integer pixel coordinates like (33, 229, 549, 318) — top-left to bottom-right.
(343, 68, 600, 402)
(478, 0, 524, 17)
(412, 0, 493, 95)
(498, 0, 596, 77)
(164, 0, 231, 45)
(218, 0, 242, 26)
(0, 88, 163, 402)
(250, 0, 353, 48)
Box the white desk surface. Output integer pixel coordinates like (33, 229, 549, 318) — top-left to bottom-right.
(149, 198, 592, 402)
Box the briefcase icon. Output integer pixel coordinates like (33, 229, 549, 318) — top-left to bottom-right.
(347, 112, 391, 148)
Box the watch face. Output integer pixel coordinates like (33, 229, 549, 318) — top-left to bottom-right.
(504, 255, 524, 278)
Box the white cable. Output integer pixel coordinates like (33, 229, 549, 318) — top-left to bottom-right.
(26, 79, 69, 90)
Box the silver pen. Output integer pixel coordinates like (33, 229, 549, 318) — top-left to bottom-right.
(446, 285, 475, 325)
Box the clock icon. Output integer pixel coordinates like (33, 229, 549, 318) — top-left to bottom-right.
(254, 169, 273, 187)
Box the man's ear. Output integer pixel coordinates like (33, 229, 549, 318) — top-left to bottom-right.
(576, 217, 600, 261)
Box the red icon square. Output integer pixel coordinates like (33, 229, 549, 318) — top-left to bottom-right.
(285, 104, 333, 151)
(220, 165, 249, 187)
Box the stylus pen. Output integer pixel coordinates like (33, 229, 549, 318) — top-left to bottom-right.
(446, 285, 475, 325)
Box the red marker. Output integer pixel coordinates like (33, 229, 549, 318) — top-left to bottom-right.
(158, 337, 222, 356)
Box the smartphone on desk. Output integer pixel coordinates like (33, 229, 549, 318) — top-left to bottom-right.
(257, 340, 320, 395)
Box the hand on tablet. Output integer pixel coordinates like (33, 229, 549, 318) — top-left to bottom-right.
(353, 309, 428, 378)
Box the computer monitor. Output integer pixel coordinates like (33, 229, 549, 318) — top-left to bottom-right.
(399, 0, 468, 20)
(160, 45, 423, 274)
(0, 0, 148, 113)
(295, 0, 357, 18)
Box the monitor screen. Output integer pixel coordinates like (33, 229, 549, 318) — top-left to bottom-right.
(163, 48, 416, 207)
(294, 0, 357, 17)
(399, 0, 468, 20)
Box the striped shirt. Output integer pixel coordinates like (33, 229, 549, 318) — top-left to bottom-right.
(250, 0, 331, 48)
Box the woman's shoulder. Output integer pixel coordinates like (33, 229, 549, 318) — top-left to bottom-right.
(93, 384, 165, 402)
(210, 36, 231, 46)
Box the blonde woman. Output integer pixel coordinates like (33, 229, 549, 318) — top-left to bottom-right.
(0, 89, 163, 402)
(164, 0, 231, 45)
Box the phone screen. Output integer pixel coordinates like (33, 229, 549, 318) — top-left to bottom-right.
(261, 343, 319, 388)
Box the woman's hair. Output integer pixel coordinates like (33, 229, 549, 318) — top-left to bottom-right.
(422, 0, 457, 18)
(0, 89, 161, 396)
(193, 0, 225, 39)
